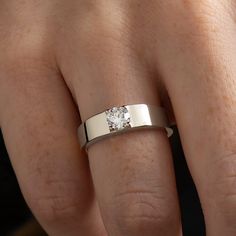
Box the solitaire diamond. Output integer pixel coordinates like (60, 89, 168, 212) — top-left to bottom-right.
(106, 106, 131, 131)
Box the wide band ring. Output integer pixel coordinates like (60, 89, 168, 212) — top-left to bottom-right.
(78, 104, 173, 149)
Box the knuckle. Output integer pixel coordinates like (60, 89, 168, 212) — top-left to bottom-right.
(207, 151, 236, 225)
(109, 188, 177, 235)
(0, 7, 55, 72)
(31, 194, 79, 224)
(26, 179, 85, 225)
(159, 1, 230, 44)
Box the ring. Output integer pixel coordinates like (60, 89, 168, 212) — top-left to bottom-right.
(78, 104, 173, 149)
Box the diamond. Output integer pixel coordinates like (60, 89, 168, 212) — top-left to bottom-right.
(106, 106, 131, 131)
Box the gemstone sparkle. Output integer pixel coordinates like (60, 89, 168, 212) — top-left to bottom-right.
(106, 106, 131, 131)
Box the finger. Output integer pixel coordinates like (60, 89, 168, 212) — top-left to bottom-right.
(154, 2, 236, 235)
(57, 7, 182, 236)
(0, 56, 106, 235)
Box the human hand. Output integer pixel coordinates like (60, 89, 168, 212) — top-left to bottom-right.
(0, 1, 236, 235)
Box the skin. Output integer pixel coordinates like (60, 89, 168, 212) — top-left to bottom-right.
(0, 0, 236, 235)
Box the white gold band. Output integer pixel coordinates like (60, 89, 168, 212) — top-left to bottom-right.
(78, 104, 173, 149)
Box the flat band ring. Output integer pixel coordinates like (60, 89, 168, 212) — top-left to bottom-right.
(78, 104, 173, 149)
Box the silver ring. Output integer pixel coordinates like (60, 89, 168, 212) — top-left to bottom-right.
(78, 104, 173, 149)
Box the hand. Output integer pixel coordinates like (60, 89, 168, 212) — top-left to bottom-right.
(0, 1, 236, 235)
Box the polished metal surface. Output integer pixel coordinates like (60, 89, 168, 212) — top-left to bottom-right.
(78, 104, 173, 149)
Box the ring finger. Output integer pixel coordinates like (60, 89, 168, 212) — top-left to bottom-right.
(56, 6, 182, 235)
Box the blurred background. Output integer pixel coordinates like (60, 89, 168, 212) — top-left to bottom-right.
(0, 127, 205, 236)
